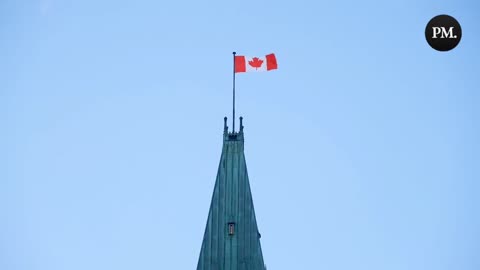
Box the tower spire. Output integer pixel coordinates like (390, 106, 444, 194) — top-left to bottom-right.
(196, 118, 266, 270)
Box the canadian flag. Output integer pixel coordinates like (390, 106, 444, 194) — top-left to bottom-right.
(235, 53, 278, 73)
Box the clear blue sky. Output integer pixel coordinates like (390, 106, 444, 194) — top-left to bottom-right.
(1, 0, 479, 269)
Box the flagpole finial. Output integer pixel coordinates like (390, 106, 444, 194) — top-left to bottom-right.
(233, 51, 236, 55)
(224, 117, 228, 133)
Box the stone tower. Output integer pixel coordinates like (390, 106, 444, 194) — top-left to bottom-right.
(196, 117, 265, 270)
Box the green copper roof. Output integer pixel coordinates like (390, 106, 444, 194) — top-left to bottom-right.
(196, 117, 266, 270)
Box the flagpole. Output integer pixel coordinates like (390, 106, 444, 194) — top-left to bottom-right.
(232, 51, 236, 133)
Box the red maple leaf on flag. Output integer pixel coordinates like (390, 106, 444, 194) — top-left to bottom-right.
(248, 57, 264, 70)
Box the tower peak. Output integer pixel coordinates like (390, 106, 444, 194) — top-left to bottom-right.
(223, 117, 245, 141)
(197, 116, 265, 270)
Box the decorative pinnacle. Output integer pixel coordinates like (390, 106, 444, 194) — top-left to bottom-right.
(224, 117, 228, 132)
(240, 117, 244, 132)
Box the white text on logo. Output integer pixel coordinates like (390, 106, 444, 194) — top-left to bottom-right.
(432, 27, 457, 38)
